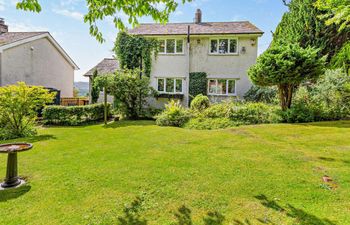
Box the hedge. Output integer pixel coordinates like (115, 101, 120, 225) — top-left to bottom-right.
(189, 72, 207, 105)
(43, 103, 111, 125)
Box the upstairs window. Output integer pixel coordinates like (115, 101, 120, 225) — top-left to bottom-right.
(157, 78, 183, 94)
(210, 38, 238, 54)
(159, 39, 184, 54)
(208, 79, 236, 95)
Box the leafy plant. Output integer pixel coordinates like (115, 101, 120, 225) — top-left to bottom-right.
(43, 103, 110, 126)
(244, 85, 278, 103)
(184, 117, 237, 130)
(0, 82, 55, 140)
(114, 32, 159, 77)
(91, 70, 101, 104)
(156, 100, 191, 127)
(190, 94, 210, 112)
(189, 72, 207, 104)
(248, 44, 325, 110)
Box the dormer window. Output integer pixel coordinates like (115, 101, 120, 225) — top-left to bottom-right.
(210, 38, 238, 54)
(159, 39, 184, 54)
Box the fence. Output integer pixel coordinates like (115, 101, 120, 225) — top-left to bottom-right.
(60, 97, 89, 106)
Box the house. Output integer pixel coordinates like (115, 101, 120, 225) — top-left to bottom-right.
(85, 9, 263, 107)
(0, 18, 79, 97)
(83, 58, 119, 103)
(129, 9, 263, 106)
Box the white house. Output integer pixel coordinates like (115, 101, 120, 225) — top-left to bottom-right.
(129, 9, 263, 106)
(85, 9, 263, 107)
(0, 18, 79, 97)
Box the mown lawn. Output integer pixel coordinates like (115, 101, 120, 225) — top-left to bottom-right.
(1, 120, 350, 224)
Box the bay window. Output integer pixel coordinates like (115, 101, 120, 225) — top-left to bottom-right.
(210, 38, 238, 54)
(159, 39, 184, 54)
(208, 79, 236, 95)
(157, 78, 183, 94)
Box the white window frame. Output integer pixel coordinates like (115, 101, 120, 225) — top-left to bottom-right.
(209, 38, 239, 55)
(157, 78, 184, 94)
(207, 79, 237, 96)
(158, 39, 184, 55)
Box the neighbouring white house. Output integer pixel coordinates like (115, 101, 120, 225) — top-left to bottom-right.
(85, 9, 263, 107)
(0, 18, 79, 97)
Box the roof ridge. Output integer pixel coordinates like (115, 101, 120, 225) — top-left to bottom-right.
(138, 21, 251, 25)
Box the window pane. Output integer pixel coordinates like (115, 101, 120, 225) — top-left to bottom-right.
(230, 39, 237, 53)
(208, 79, 217, 94)
(166, 78, 174, 93)
(157, 79, 164, 92)
(176, 40, 183, 53)
(228, 80, 236, 94)
(217, 79, 227, 94)
(166, 39, 175, 53)
(175, 79, 183, 93)
(219, 39, 228, 54)
(159, 40, 165, 53)
(210, 40, 218, 53)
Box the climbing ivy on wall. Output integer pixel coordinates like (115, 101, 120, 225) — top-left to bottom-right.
(114, 32, 159, 77)
(189, 72, 208, 104)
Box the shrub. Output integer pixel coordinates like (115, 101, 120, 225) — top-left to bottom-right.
(190, 94, 210, 112)
(244, 85, 278, 104)
(0, 82, 55, 140)
(203, 101, 233, 118)
(43, 103, 111, 126)
(189, 72, 207, 104)
(227, 102, 281, 125)
(155, 100, 191, 127)
(184, 117, 237, 130)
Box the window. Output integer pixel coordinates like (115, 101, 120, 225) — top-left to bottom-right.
(157, 78, 183, 93)
(208, 79, 236, 95)
(210, 38, 238, 54)
(159, 39, 184, 54)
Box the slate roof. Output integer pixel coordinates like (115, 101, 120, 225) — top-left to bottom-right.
(83, 58, 119, 77)
(0, 32, 48, 46)
(128, 21, 263, 36)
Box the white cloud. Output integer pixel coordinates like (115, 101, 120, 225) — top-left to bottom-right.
(7, 21, 47, 32)
(53, 9, 84, 21)
(189, 0, 210, 8)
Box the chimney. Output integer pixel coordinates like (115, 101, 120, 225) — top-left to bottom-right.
(194, 9, 202, 24)
(0, 18, 8, 34)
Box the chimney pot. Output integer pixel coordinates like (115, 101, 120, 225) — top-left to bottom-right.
(195, 9, 202, 24)
(0, 18, 8, 34)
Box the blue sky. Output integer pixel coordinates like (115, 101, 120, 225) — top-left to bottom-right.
(0, 0, 287, 81)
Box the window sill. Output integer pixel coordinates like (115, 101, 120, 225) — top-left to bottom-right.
(158, 53, 185, 56)
(207, 94, 237, 97)
(208, 53, 239, 56)
(156, 93, 184, 100)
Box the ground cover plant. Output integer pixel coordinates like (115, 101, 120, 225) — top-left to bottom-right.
(1, 120, 350, 224)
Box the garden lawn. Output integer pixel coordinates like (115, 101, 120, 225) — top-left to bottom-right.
(1, 121, 350, 224)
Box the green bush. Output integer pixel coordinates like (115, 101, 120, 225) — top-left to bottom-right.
(244, 85, 278, 104)
(189, 72, 207, 104)
(190, 94, 210, 112)
(155, 100, 191, 127)
(202, 102, 232, 118)
(184, 117, 237, 130)
(43, 103, 111, 126)
(227, 102, 281, 125)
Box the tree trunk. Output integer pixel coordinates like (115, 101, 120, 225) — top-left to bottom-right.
(104, 87, 107, 125)
(278, 84, 295, 111)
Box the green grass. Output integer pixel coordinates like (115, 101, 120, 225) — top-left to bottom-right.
(1, 120, 350, 224)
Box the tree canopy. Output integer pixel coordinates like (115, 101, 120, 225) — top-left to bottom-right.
(248, 44, 325, 110)
(315, 0, 350, 31)
(16, 0, 192, 43)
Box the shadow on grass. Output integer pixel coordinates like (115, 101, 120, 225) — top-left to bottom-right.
(105, 120, 155, 129)
(0, 135, 56, 144)
(296, 120, 350, 129)
(318, 156, 350, 165)
(255, 194, 336, 225)
(0, 185, 31, 202)
(173, 205, 225, 225)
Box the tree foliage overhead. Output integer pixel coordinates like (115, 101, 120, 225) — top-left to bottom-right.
(114, 32, 158, 77)
(16, 0, 191, 43)
(248, 44, 325, 110)
(273, 0, 349, 61)
(315, 0, 350, 31)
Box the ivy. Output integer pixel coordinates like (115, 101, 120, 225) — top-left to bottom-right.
(90, 70, 100, 104)
(114, 32, 159, 77)
(189, 72, 208, 104)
